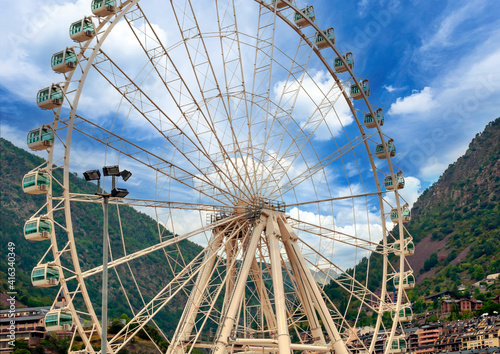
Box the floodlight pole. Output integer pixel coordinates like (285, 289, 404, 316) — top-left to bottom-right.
(102, 194, 109, 354)
(85, 168, 129, 354)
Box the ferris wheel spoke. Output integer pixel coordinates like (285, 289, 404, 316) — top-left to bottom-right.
(71, 215, 241, 281)
(272, 131, 378, 199)
(286, 190, 389, 208)
(254, 38, 314, 183)
(247, 4, 279, 187)
(289, 217, 387, 254)
(89, 49, 250, 202)
(109, 223, 242, 353)
(64, 114, 234, 205)
(168, 0, 255, 198)
(63, 193, 232, 213)
(125, 5, 254, 199)
(214, 0, 261, 196)
(112, 205, 172, 348)
(169, 227, 250, 351)
(299, 238, 388, 315)
(263, 86, 346, 191)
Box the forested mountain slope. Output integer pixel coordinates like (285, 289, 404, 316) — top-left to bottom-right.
(406, 117, 500, 292)
(0, 138, 203, 335)
(323, 118, 500, 323)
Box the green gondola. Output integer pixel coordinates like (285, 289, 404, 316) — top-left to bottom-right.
(390, 206, 411, 223)
(24, 216, 53, 241)
(22, 171, 50, 195)
(384, 172, 404, 190)
(70, 17, 95, 42)
(31, 264, 60, 288)
(315, 27, 335, 49)
(91, 0, 117, 17)
(27, 126, 54, 150)
(45, 310, 73, 332)
(375, 139, 396, 159)
(294, 6, 315, 27)
(364, 108, 384, 128)
(37, 85, 63, 110)
(350, 79, 370, 99)
(334, 52, 354, 73)
(51, 48, 77, 74)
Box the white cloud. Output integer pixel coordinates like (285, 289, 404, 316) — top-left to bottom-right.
(386, 27, 500, 184)
(383, 85, 396, 92)
(383, 84, 406, 93)
(419, 1, 486, 53)
(398, 176, 421, 207)
(273, 71, 354, 141)
(288, 206, 385, 270)
(388, 87, 437, 115)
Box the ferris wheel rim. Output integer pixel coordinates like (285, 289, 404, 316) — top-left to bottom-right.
(35, 0, 414, 352)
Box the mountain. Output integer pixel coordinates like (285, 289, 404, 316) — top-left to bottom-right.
(405, 117, 500, 291)
(322, 118, 500, 324)
(0, 138, 203, 337)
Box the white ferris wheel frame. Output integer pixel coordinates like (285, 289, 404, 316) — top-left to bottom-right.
(27, 0, 415, 353)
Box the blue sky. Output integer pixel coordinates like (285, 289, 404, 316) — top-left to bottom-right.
(0, 0, 499, 267)
(2, 0, 499, 186)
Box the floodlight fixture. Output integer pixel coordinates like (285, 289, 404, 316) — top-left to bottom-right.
(103, 165, 120, 176)
(111, 188, 129, 198)
(120, 170, 132, 181)
(83, 169, 101, 181)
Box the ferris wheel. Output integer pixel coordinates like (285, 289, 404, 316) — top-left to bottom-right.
(23, 0, 416, 353)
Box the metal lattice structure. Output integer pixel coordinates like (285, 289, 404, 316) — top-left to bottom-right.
(24, 0, 416, 353)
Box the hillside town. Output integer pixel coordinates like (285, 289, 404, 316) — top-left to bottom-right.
(2, 298, 499, 353)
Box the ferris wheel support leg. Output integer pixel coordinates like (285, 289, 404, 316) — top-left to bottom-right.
(214, 217, 267, 353)
(279, 218, 349, 354)
(223, 238, 238, 308)
(278, 218, 326, 346)
(167, 230, 224, 354)
(249, 258, 277, 335)
(267, 216, 292, 353)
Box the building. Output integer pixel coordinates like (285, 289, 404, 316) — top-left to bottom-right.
(442, 299, 456, 314)
(0, 307, 49, 352)
(413, 324, 443, 354)
(441, 298, 483, 314)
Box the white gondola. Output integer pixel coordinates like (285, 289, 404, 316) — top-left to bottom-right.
(27, 126, 54, 150)
(51, 48, 77, 74)
(384, 171, 405, 190)
(394, 271, 415, 289)
(44, 309, 73, 332)
(22, 171, 50, 195)
(375, 139, 396, 159)
(393, 238, 415, 256)
(294, 6, 315, 27)
(271, 0, 288, 9)
(91, 0, 117, 17)
(364, 108, 384, 128)
(24, 216, 53, 241)
(386, 336, 408, 353)
(334, 52, 354, 73)
(36, 85, 63, 110)
(31, 264, 61, 287)
(390, 205, 411, 223)
(350, 79, 370, 100)
(392, 307, 413, 322)
(70, 17, 95, 42)
(315, 27, 335, 49)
